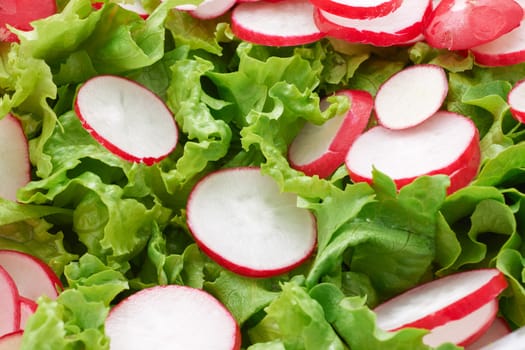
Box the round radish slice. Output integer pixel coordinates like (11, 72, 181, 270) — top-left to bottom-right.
(345, 111, 480, 194)
(186, 0, 236, 19)
(187, 167, 317, 277)
(374, 269, 507, 331)
(231, 0, 325, 47)
(105, 285, 241, 350)
(74, 75, 178, 166)
(314, 0, 432, 47)
(308, 0, 402, 19)
(0, 250, 62, 302)
(423, 299, 499, 347)
(374, 64, 448, 130)
(0, 0, 57, 42)
(0, 114, 30, 202)
(0, 331, 23, 350)
(508, 79, 525, 123)
(466, 317, 511, 349)
(288, 89, 373, 178)
(424, 0, 523, 50)
(0, 266, 19, 337)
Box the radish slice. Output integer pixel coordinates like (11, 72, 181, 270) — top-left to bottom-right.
(18, 297, 37, 330)
(478, 325, 525, 349)
(0, 250, 62, 302)
(186, 167, 317, 277)
(105, 285, 241, 350)
(466, 318, 511, 349)
(508, 79, 525, 123)
(119, 0, 149, 19)
(314, 0, 432, 47)
(186, 0, 236, 19)
(231, 0, 325, 47)
(0, 114, 30, 202)
(0, 0, 57, 42)
(424, 0, 523, 50)
(374, 64, 448, 130)
(374, 269, 507, 331)
(288, 89, 373, 178)
(308, 0, 402, 19)
(0, 266, 19, 338)
(74, 75, 178, 166)
(0, 331, 23, 350)
(345, 111, 480, 194)
(422, 299, 499, 347)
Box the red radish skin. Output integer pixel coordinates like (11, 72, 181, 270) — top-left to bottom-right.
(0, 114, 30, 202)
(314, 0, 432, 47)
(374, 64, 449, 130)
(0, 0, 57, 42)
(345, 111, 480, 194)
(288, 90, 373, 178)
(74, 75, 178, 166)
(0, 250, 62, 302)
(374, 269, 507, 331)
(422, 299, 499, 347)
(466, 317, 511, 349)
(231, 0, 325, 47)
(0, 266, 20, 337)
(0, 331, 23, 350)
(308, 0, 402, 19)
(105, 285, 241, 350)
(18, 297, 37, 330)
(424, 0, 523, 51)
(187, 167, 317, 277)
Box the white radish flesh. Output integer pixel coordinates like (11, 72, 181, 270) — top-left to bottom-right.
(0, 266, 19, 337)
(119, 0, 149, 18)
(187, 0, 236, 19)
(345, 111, 480, 194)
(308, 0, 402, 19)
(466, 318, 511, 349)
(105, 285, 241, 350)
(288, 89, 373, 178)
(0, 331, 23, 350)
(231, 0, 325, 47)
(0, 114, 30, 202)
(508, 79, 525, 123)
(374, 269, 507, 331)
(374, 64, 448, 130)
(423, 299, 498, 347)
(187, 167, 317, 277)
(0, 250, 62, 301)
(74, 75, 178, 165)
(478, 325, 525, 349)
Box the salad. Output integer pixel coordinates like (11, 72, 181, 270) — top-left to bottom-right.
(1, 0, 525, 348)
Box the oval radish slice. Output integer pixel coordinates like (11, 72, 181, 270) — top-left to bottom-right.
(187, 167, 317, 277)
(314, 0, 432, 47)
(0, 0, 57, 42)
(345, 111, 480, 194)
(0, 250, 62, 302)
(288, 89, 373, 178)
(508, 79, 525, 123)
(374, 64, 448, 130)
(466, 318, 511, 349)
(308, 0, 402, 19)
(74, 75, 178, 166)
(231, 0, 325, 47)
(186, 0, 236, 19)
(0, 266, 19, 337)
(374, 269, 507, 331)
(105, 285, 241, 350)
(0, 331, 23, 350)
(0, 114, 30, 202)
(422, 299, 499, 347)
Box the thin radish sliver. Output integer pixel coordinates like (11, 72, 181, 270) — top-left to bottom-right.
(375, 64, 448, 130)
(105, 285, 240, 350)
(508, 79, 525, 123)
(308, 0, 402, 19)
(186, 0, 236, 19)
(231, 0, 325, 47)
(187, 167, 317, 277)
(374, 269, 507, 331)
(74, 75, 178, 165)
(0, 266, 19, 337)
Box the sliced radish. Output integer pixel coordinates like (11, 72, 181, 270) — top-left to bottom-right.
(345, 111, 480, 194)
(0, 250, 62, 302)
(374, 64, 448, 130)
(18, 297, 36, 330)
(422, 299, 499, 347)
(0, 0, 57, 42)
(105, 285, 241, 350)
(314, 0, 432, 47)
(374, 269, 507, 331)
(74, 75, 178, 166)
(477, 325, 525, 349)
(118, 0, 149, 18)
(423, 0, 523, 50)
(0, 114, 30, 202)
(231, 0, 325, 47)
(288, 89, 373, 178)
(508, 79, 525, 123)
(186, 167, 317, 277)
(308, 0, 402, 19)
(466, 318, 511, 349)
(183, 0, 236, 19)
(0, 266, 19, 337)
(0, 331, 23, 350)
(471, 17, 525, 67)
